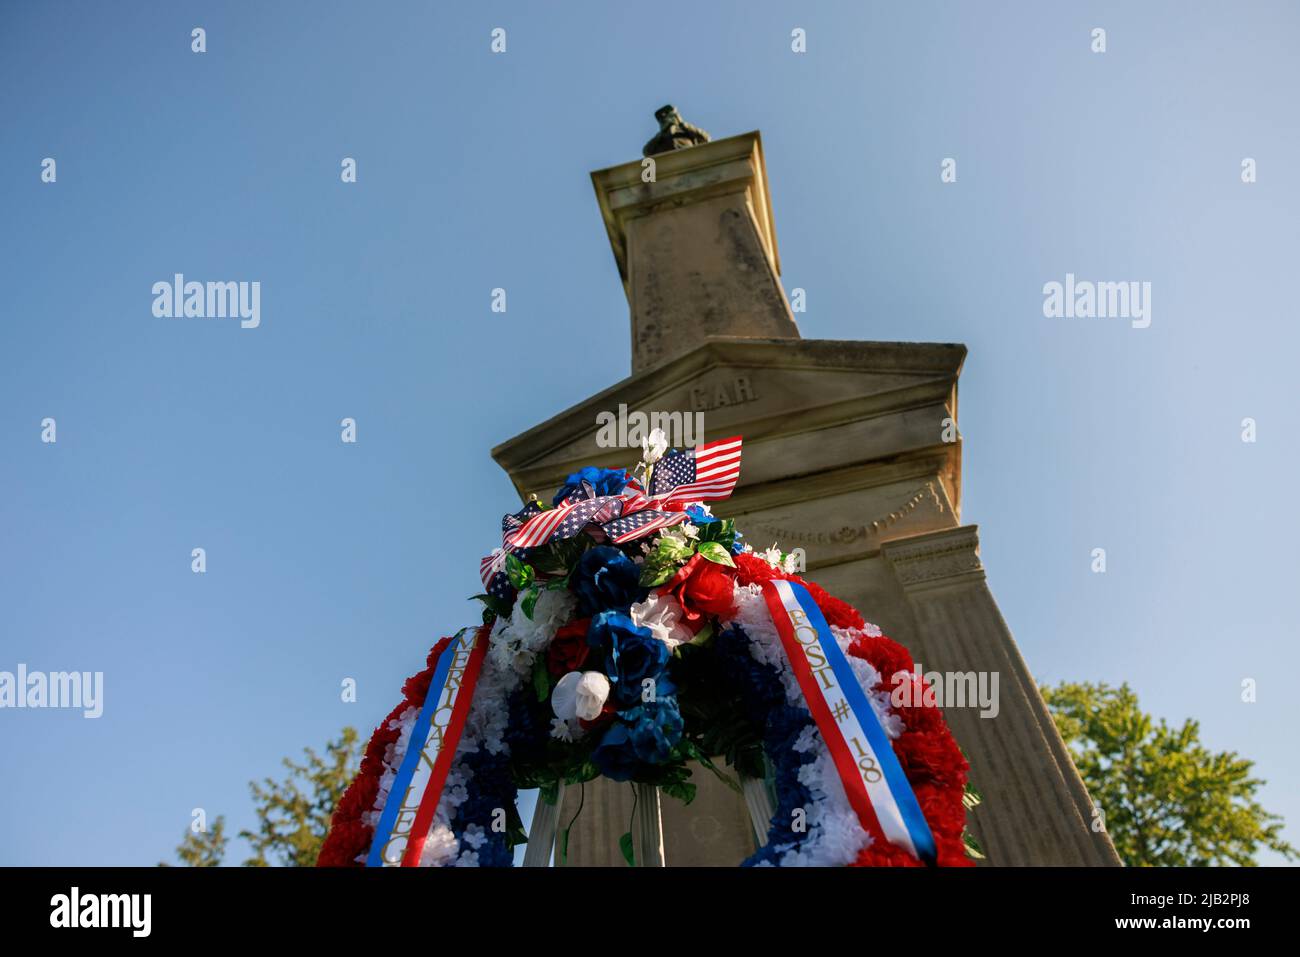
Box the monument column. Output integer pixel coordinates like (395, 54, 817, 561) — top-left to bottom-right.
(498, 115, 1120, 866)
(592, 128, 800, 372)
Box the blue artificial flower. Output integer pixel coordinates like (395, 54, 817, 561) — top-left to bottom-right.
(591, 696, 685, 779)
(623, 697, 684, 764)
(571, 546, 646, 616)
(685, 504, 717, 525)
(449, 745, 518, 867)
(552, 466, 630, 506)
(712, 625, 819, 867)
(592, 722, 641, 782)
(588, 611, 670, 707)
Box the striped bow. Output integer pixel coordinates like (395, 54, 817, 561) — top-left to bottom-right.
(478, 436, 743, 590)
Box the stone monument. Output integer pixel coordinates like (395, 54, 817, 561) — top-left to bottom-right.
(492, 114, 1121, 867)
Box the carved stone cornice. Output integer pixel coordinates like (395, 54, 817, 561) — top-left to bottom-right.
(491, 336, 966, 510)
(882, 525, 984, 586)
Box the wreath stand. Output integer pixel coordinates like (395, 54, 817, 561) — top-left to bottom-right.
(521, 776, 776, 867)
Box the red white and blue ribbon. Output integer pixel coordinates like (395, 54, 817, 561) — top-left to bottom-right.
(760, 579, 937, 865)
(365, 625, 488, 867)
(479, 437, 744, 588)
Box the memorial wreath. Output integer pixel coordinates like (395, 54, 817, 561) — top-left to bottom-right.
(319, 433, 978, 867)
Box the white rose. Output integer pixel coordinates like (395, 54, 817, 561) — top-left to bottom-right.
(552, 670, 611, 722)
(630, 590, 696, 650)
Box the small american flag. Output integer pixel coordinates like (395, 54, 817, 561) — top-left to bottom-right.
(480, 436, 744, 576)
(603, 508, 688, 544)
(505, 495, 623, 550)
(649, 436, 743, 506)
(485, 569, 515, 603)
(479, 548, 507, 589)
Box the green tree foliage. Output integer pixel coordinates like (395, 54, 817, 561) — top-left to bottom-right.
(165, 727, 361, 867)
(1042, 681, 1296, 866)
(240, 727, 361, 866)
(158, 814, 227, 867)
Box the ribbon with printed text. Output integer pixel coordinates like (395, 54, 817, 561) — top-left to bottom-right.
(760, 578, 937, 864)
(365, 624, 489, 867)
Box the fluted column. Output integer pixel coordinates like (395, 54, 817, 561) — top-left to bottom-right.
(555, 763, 754, 866)
(882, 525, 1122, 866)
(522, 783, 565, 867)
(740, 775, 776, 845)
(633, 784, 666, 867)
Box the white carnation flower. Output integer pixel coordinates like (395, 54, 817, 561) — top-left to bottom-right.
(550, 716, 576, 742)
(461, 824, 488, 850)
(630, 590, 696, 650)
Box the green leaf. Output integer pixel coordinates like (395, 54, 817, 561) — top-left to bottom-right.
(696, 541, 736, 567)
(660, 779, 697, 805)
(469, 592, 510, 620)
(962, 782, 983, 810)
(506, 553, 535, 590)
(504, 801, 529, 849)
(532, 655, 552, 702)
(618, 831, 635, 867)
(697, 518, 736, 549)
(657, 536, 694, 562)
(529, 544, 569, 576)
(539, 780, 560, 806)
(694, 750, 741, 793)
(564, 760, 601, 787)
(638, 558, 677, 587)
(637, 536, 695, 587)
(521, 585, 540, 620)
(687, 622, 714, 648)
(962, 829, 986, 860)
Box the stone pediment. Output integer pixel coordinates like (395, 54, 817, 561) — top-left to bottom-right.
(491, 335, 966, 523)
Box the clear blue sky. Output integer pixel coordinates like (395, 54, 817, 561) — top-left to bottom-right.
(2, 1, 1297, 866)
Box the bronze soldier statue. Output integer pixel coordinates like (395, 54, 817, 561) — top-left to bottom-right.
(642, 105, 711, 157)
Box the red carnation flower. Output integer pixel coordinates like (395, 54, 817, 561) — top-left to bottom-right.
(849, 634, 914, 683)
(733, 552, 781, 585)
